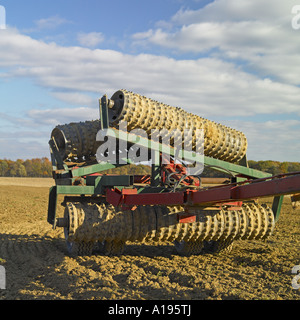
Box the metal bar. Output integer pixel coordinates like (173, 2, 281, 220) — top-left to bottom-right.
(87, 175, 133, 194)
(105, 172, 300, 208)
(112, 128, 203, 166)
(136, 186, 169, 194)
(49, 138, 66, 171)
(272, 195, 284, 222)
(201, 177, 230, 184)
(231, 173, 300, 200)
(106, 188, 185, 207)
(151, 150, 161, 186)
(188, 186, 232, 205)
(122, 191, 185, 206)
(56, 185, 95, 195)
(99, 95, 109, 129)
(107, 128, 270, 180)
(71, 162, 117, 177)
(133, 175, 151, 184)
(203, 155, 270, 179)
(47, 186, 57, 226)
(71, 158, 132, 178)
(67, 127, 269, 181)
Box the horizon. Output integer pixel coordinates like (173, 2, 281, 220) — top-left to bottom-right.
(0, 157, 299, 164)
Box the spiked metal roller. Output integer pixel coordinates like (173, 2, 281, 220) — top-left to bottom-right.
(51, 89, 247, 163)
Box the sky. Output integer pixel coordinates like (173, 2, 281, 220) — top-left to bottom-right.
(0, 0, 300, 162)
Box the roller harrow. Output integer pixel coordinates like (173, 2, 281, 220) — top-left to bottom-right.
(47, 89, 300, 256)
(59, 201, 275, 256)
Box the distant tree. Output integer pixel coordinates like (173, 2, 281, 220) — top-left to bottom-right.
(0, 160, 8, 176)
(288, 162, 300, 172)
(0, 158, 52, 177)
(32, 158, 43, 177)
(41, 157, 52, 176)
(279, 162, 289, 174)
(248, 160, 300, 175)
(8, 161, 27, 177)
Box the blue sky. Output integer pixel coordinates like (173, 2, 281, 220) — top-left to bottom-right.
(0, 0, 300, 161)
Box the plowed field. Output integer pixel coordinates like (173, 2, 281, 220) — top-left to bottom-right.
(0, 178, 299, 300)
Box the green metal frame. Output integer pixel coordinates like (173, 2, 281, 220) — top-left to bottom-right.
(94, 128, 270, 179)
(272, 195, 284, 222)
(47, 94, 276, 227)
(50, 127, 270, 183)
(99, 95, 109, 129)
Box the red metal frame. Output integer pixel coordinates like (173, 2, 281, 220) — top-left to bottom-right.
(106, 187, 184, 208)
(106, 171, 300, 209)
(178, 214, 196, 223)
(161, 157, 200, 186)
(133, 175, 151, 184)
(177, 201, 243, 223)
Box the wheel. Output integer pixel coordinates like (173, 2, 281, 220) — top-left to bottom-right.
(64, 225, 94, 256)
(202, 240, 234, 254)
(174, 240, 204, 256)
(99, 240, 126, 256)
(63, 205, 94, 256)
(64, 239, 94, 256)
(77, 241, 94, 256)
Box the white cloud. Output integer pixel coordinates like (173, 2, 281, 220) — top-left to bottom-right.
(26, 107, 99, 126)
(0, 0, 300, 161)
(51, 91, 95, 106)
(1, 27, 299, 119)
(0, 105, 98, 129)
(225, 119, 300, 162)
(170, 0, 291, 25)
(77, 32, 104, 48)
(34, 15, 71, 30)
(0, 138, 49, 160)
(133, 0, 300, 86)
(135, 21, 283, 56)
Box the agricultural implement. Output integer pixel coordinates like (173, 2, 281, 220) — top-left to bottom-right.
(47, 89, 300, 256)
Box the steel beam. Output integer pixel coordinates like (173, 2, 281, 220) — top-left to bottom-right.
(105, 172, 300, 208)
(105, 128, 270, 180)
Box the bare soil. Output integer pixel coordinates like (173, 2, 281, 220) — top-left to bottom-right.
(0, 178, 299, 300)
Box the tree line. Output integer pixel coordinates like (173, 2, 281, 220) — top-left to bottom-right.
(0, 158, 151, 178)
(0, 158, 52, 177)
(248, 160, 300, 176)
(0, 158, 299, 178)
(203, 160, 300, 177)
